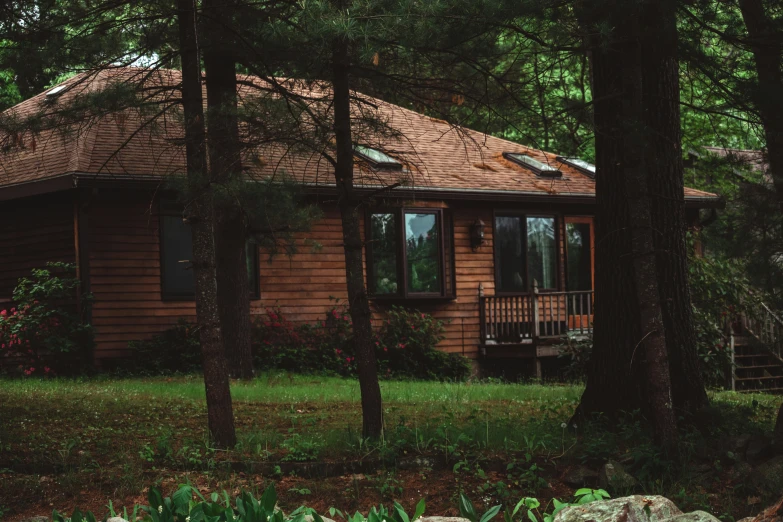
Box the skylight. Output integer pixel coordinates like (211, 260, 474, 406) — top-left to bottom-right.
(354, 145, 402, 170)
(557, 156, 596, 177)
(503, 152, 562, 178)
(45, 84, 68, 100)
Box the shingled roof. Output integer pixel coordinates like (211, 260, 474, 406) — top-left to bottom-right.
(0, 67, 719, 206)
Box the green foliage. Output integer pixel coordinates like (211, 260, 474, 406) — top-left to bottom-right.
(375, 306, 471, 381)
(0, 262, 93, 376)
(51, 484, 425, 522)
(127, 319, 202, 375)
(556, 333, 593, 382)
(463, 488, 611, 522)
(688, 252, 760, 387)
(252, 305, 471, 381)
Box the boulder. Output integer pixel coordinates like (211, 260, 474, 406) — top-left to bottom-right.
(107, 518, 130, 522)
(561, 466, 600, 488)
(746, 435, 774, 464)
(666, 512, 721, 522)
(721, 433, 752, 455)
(753, 454, 783, 493)
(553, 495, 681, 522)
(419, 518, 471, 522)
(598, 460, 639, 491)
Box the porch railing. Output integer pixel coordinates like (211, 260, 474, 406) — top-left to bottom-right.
(479, 280, 594, 345)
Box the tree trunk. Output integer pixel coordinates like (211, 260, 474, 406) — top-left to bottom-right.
(331, 37, 384, 439)
(575, 2, 689, 443)
(622, 4, 678, 447)
(642, 0, 709, 415)
(575, 2, 645, 418)
(203, 0, 254, 380)
(177, 0, 236, 448)
(739, 0, 783, 210)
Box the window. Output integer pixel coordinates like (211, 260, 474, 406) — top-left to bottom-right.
(557, 156, 595, 178)
(494, 214, 558, 293)
(354, 145, 403, 170)
(565, 217, 593, 291)
(366, 208, 455, 298)
(160, 202, 260, 300)
(503, 152, 562, 178)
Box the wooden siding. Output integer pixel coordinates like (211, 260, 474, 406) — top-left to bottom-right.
(0, 193, 76, 303)
(86, 192, 580, 362)
(87, 192, 195, 360)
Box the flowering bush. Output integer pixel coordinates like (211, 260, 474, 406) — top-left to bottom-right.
(0, 262, 93, 376)
(251, 305, 471, 380)
(375, 306, 471, 380)
(251, 306, 355, 375)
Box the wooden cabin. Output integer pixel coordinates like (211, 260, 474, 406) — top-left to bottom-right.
(0, 68, 721, 373)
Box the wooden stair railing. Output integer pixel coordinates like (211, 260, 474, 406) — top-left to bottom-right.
(730, 291, 783, 393)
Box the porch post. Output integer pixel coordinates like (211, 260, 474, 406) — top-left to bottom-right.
(532, 279, 540, 339)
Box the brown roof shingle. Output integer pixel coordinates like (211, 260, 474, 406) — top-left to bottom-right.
(0, 67, 718, 203)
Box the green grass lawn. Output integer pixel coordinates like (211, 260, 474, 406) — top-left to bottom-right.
(0, 375, 781, 522)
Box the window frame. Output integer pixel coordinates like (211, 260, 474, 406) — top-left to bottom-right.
(492, 210, 561, 295)
(159, 200, 261, 302)
(159, 202, 197, 302)
(503, 152, 563, 178)
(365, 207, 455, 300)
(564, 216, 595, 291)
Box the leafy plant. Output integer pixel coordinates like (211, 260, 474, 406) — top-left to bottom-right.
(0, 262, 93, 376)
(127, 319, 201, 375)
(458, 493, 501, 522)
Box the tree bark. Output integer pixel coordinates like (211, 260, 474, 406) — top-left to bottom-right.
(739, 0, 783, 210)
(575, 1, 645, 418)
(575, 1, 693, 443)
(177, 0, 236, 448)
(622, 4, 678, 447)
(331, 37, 384, 439)
(642, 0, 709, 415)
(202, 0, 254, 380)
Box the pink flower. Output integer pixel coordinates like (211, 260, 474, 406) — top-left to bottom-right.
(0, 310, 6, 317)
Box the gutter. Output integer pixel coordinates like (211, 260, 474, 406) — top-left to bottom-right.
(0, 172, 725, 209)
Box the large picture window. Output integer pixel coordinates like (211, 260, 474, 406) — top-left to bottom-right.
(367, 208, 454, 298)
(160, 202, 260, 300)
(494, 213, 558, 293)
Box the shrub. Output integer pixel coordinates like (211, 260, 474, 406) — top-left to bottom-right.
(0, 262, 93, 376)
(375, 306, 471, 380)
(557, 332, 593, 381)
(127, 319, 201, 375)
(251, 305, 471, 380)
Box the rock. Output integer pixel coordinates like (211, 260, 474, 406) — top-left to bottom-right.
(753, 454, 783, 493)
(666, 512, 721, 522)
(746, 435, 774, 464)
(419, 518, 471, 522)
(20, 517, 49, 522)
(397, 456, 437, 470)
(731, 461, 754, 483)
(721, 433, 752, 455)
(598, 460, 639, 491)
(107, 518, 129, 522)
(561, 465, 599, 488)
(553, 495, 681, 522)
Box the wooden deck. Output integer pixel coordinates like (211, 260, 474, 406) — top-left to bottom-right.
(479, 284, 593, 356)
